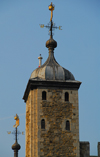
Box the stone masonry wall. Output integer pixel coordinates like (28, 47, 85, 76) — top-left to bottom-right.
(38, 89, 80, 157)
(80, 142, 100, 157)
(80, 142, 90, 157)
(26, 89, 38, 157)
(98, 142, 100, 157)
(26, 92, 31, 157)
(25, 88, 79, 157)
(25, 87, 100, 157)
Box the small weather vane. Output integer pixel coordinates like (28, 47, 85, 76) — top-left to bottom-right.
(13, 114, 19, 128)
(8, 114, 23, 157)
(7, 114, 24, 136)
(40, 2, 62, 38)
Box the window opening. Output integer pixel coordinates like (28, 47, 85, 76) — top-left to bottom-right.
(42, 91, 46, 100)
(65, 92, 69, 101)
(66, 120, 70, 130)
(41, 119, 45, 129)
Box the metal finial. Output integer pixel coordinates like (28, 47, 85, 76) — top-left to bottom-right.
(48, 2, 55, 22)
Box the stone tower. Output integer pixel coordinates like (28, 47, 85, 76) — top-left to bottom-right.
(23, 3, 81, 157)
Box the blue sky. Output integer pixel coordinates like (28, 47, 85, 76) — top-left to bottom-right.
(0, 1, 100, 156)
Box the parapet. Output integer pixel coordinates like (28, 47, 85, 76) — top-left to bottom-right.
(80, 142, 100, 157)
(80, 141, 90, 157)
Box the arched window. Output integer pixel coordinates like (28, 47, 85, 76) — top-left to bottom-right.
(66, 120, 70, 130)
(42, 91, 46, 100)
(65, 92, 69, 101)
(41, 119, 45, 129)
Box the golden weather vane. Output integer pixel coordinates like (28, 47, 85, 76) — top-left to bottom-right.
(40, 2, 62, 38)
(7, 114, 24, 135)
(13, 114, 19, 128)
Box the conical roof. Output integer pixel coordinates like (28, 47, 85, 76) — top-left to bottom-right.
(30, 36, 75, 81)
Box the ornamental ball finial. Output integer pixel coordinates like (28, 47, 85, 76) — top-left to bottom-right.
(48, 2, 55, 21)
(49, 2, 54, 11)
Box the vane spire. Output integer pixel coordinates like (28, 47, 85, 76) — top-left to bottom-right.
(40, 2, 62, 39)
(48, 2, 54, 38)
(12, 114, 21, 157)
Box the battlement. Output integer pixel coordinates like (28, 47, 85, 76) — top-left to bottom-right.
(80, 142, 100, 157)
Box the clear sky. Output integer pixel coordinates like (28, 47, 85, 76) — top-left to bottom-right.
(0, 0, 100, 157)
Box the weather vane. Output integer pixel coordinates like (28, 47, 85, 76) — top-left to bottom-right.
(40, 2, 62, 38)
(13, 114, 19, 128)
(7, 114, 24, 157)
(7, 114, 24, 136)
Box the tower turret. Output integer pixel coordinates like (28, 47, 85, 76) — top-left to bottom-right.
(23, 3, 81, 157)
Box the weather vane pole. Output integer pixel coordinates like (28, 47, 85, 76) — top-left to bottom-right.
(12, 114, 21, 157)
(40, 2, 62, 38)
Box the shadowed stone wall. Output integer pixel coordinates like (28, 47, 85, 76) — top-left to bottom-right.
(80, 142, 100, 157)
(80, 142, 90, 157)
(98, 142, 100, 157)
(26, 89, 38, 157)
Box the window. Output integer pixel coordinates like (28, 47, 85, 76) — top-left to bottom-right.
(65, 92, 69, 101)
(42, 91, 46, 100)
(41, 119, 45, 129)
(66, 120, 70, 130)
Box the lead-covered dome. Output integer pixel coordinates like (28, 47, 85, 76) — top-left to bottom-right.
(30, 37, 75, 81)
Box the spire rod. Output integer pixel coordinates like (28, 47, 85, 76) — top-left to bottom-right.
(50, 20, 53, 38)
